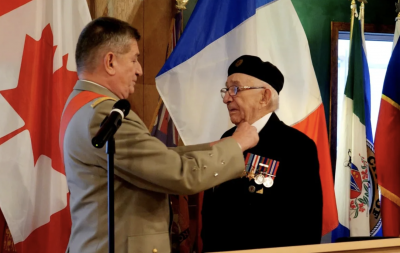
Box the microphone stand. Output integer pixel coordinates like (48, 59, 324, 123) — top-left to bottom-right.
(92, 99, 131, 253)
(106, 137, 115, 253)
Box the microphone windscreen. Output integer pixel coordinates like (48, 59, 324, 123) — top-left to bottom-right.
(113, 99, 131, 117)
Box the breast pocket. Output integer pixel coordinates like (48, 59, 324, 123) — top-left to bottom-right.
(128, 232, 170, 253)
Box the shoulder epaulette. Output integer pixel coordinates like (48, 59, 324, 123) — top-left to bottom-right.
(91, 97, 117, 108)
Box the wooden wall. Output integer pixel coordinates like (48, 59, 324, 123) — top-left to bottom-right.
(86, 0, 176, 128)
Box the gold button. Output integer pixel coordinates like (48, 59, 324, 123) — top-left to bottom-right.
(221, 160, 225, 165)
(192, 167, 198, 171)
(203, 165, 207, 169)
(153, 249, 158, 253)
(214, 173, 219, 177)
(209, 153, 213, 157)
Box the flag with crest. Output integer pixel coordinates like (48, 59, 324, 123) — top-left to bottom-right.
(332, 3, 382, 241)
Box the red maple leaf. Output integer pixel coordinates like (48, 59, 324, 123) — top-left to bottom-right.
(0, 24, 77, 252)
(0, 0, 32, 17)
(0, 24, 77, 173)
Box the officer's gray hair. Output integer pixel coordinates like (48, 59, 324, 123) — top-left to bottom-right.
(76, 17, 141, 74)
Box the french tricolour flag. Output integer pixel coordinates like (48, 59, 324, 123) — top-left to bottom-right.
(155, 0, 338, 245)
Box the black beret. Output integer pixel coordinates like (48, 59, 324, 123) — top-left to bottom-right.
(228, 55, 284, 94)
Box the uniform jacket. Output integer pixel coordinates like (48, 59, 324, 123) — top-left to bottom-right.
(62, 81, 245, 253)
(201, 113, 323, 252)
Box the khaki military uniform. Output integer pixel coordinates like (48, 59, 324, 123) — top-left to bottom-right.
(62, 81, 245, 253)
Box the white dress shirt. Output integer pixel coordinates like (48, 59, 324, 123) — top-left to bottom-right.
(251, 112, 272, 133)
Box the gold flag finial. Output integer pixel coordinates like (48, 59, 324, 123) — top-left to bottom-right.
(358, 0, 366, 33)
(396, 1, 400, 19)
(176, 0, 189, 10)
(350, 0, 357, 40)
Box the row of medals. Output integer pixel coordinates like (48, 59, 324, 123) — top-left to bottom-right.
(243, 170, 274, 188)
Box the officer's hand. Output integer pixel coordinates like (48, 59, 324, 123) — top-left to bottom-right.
(231, 122, 259, 152)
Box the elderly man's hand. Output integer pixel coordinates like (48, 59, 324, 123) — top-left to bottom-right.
(231, 122, 259, 152)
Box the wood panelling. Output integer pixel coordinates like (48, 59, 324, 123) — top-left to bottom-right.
(86, 0, 96, 19)
(89, 0, 107, 18)
(130, 83, 144, 120)
(143, 84, 160, 128)
(143, 0, 175, 85)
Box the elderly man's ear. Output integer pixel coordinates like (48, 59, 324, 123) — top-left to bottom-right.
(260, 88, 271, 107)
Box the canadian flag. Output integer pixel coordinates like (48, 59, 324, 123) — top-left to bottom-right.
(0, 1, 91, 252)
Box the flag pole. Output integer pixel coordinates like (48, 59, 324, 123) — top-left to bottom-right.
(360, 2, 364, 34)
(358, 0, 367, 34)
(393, 0, 400, 51)
(176, 0, 189, 10)
(350, 0, 357, 40)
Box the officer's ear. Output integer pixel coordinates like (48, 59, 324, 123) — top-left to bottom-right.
(104, 52, 116, 76)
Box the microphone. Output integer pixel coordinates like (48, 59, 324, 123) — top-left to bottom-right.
(92, 99, 131, 148)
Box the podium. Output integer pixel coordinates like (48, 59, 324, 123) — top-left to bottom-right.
(213, 238, 400, 253)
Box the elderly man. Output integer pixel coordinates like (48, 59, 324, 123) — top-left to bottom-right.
(61, 18, 259, 253)
(201, 55, 323, 252)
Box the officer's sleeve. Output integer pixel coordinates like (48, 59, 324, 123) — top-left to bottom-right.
(89, 100, 245, 195)
(169, 144, 212, 155)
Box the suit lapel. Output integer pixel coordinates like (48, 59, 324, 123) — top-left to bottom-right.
(246, 113, 282, 155)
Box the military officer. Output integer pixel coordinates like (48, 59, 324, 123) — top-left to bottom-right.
(201, 55, 323, 252)
(61, 18, 259, 253)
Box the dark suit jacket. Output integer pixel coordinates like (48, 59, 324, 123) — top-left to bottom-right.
(201, 113, 323, 252)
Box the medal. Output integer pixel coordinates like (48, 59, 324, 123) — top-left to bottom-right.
(248, 171, 255, 181)
(254, 174, 264, 185)
(263, 176, 274, 188)
(244, 154, 280, 186)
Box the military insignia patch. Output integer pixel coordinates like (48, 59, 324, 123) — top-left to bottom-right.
(244, 153, 280, 187)
(235, 59, 243, 67)
(91, 96, 117, 108)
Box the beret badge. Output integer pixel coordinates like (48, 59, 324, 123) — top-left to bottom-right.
(235, 59, 243, 67)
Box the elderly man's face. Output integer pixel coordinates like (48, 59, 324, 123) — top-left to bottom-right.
(223, 73, 267, 125)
